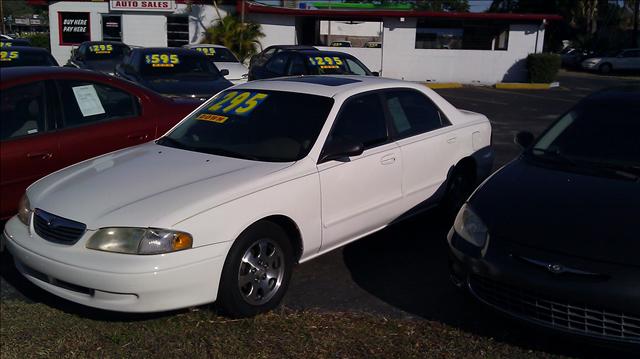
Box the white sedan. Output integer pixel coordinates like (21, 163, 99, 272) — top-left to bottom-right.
(183, 44, 248, 84)
(3, 76, 493, 317)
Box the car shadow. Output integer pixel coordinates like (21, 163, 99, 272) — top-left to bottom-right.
(341, 209, 637, 358)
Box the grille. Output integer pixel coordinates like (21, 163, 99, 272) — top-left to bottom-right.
(33, 209, 86, 245)
(469, 275, 640, 344)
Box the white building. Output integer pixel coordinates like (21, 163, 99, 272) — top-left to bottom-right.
(39, 0, 560, 84)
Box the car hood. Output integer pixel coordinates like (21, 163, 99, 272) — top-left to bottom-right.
(140, 76, 232, 98)
(27, 143, 293, 229)
(84, 59, 119, 74)
(214, 62, 248, 80)
(470, 159, 640, 266)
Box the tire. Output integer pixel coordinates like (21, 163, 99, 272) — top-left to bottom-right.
(441, 167, 475, 221)
(599, 63, 612, 74)
(216, 221, 293, 318)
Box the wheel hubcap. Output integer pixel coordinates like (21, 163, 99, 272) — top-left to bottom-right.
(237, 238, 285, 306)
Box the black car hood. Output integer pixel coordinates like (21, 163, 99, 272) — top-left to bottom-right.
(84, 60, 119, 73)
(470, 159, 640, 266)
(140, 77, 231, 98)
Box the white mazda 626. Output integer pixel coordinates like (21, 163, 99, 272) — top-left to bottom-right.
(3, 75, 493, 317)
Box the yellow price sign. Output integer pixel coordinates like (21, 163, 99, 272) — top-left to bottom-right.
(196, 113, 229, 124)
(90, 44, 113, 53)
(145, 53, 180, 67)
(0, 51, 19, 61)
(204, 91, 269, 117)
(308, 56, 344, 67)
(195, 47, 216, 56)
(0, 42, 11, 48)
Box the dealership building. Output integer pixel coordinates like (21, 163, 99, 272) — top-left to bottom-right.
(32, 0, 560, 84)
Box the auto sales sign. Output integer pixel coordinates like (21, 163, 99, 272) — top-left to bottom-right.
(109, 1, 176, 12)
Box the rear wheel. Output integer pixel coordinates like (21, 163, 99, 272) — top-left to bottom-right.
(442, 167, 475, 220)
(217, 221, 293, 318)
(599, 63, 612, 74)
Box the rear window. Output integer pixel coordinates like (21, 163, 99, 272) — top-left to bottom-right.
(192, 47, 239, 62)
(85, 43, 129, 60)
(305, 54, 369, 75)
(139, 51, 219, 77)
(0, 50, 57, 67)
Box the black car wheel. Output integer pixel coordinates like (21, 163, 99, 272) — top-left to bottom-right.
(442, 166, 475, 220)
(217, 221, 293, 318)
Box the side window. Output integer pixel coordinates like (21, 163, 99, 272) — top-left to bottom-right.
(1, 82, 48, 141)
(266, 53, 288, 75)
(328, 93, 388, 149)
(384, 89, 450, 139)
(287, 55, 307, 75)
(58, 80, 139, 128)
(346, 58, 367, 76)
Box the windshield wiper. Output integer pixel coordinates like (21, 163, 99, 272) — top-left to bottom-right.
(581, 161, 640, 181)
(529, 148, 579, 166)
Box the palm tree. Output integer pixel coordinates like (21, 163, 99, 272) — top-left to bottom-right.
(201, 15, 264, 63)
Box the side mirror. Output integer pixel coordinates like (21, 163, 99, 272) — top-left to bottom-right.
(219, 69, 230, 76)
(371, 71, 380, 77)
(514, 131, 535, 148)
(319, 138, 364, 163)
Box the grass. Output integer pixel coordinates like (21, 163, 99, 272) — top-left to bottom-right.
(0, 300, 564, 359)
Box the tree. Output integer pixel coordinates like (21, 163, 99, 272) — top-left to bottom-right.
(201, 15, 264, 62)
(413, 0, 470, 12)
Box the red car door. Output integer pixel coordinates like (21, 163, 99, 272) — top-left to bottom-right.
(54, 79, 157, 167)
(0, 81, 61, 219)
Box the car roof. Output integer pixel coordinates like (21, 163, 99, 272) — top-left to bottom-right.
(267, 45, 317, 51)
(80, 40, 129, 46)
(2, 46, 49, 53)
(232, 75, 420, 98)
(287, 49, 357, 57)
(133, 47, 203, 54)
(184, 44, 228, 49)
(0, 66, 111, 82)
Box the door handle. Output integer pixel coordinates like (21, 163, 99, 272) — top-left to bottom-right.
(27, 152, 53, 160)
(380, 154, 396, 165)
(447, 137, 457, 144)
(127, 133, 149, 141)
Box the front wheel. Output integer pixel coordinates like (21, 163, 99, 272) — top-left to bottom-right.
(216, 221, 293, 318)
(441, 168, 475, 220)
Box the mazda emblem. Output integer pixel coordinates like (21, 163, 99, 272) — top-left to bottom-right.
(547, 263, 564, 274)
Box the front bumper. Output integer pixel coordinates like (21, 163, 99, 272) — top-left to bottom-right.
(3, 216, 229, 313)
(448, 229, 640, 346)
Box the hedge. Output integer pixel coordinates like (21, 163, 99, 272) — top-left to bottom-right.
(526, 53, 561, 83)
(23, 33, 51, 50)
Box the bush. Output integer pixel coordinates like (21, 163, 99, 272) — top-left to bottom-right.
(526, 53, 561, 83)
(23, 32, 50, 50)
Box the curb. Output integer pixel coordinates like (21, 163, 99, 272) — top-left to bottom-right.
(495, 83, 554, 90)
(424, 83, 463, 89)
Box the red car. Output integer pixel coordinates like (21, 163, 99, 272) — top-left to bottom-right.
(0, 67, 201, 219)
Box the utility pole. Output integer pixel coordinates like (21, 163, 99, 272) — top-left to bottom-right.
(633, 0, 639, 47)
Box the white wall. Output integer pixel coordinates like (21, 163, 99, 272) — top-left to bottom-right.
(381, 17, 544, 84)
(49, 1, 108, 65)
(181, 3, 233, 44)
(121, 14, 167, 47)
(319, 21, 382, 37)
(247, 13, 297, 51)
(317, 46, 382, 73)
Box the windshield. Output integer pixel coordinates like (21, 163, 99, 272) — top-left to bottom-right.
(528, 99, 640, 176)
(85, 43, 129, 60)
(305, 55, 370, 75)
(0, 50, 56, 67)
(139, 51, 220, 78)
(157, 90, 334, 162)
(192, 46, 239, 63)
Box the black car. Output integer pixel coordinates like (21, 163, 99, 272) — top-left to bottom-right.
(0, 46, 58, 67)
(248, 49, 375, 81)
(248, 44, 317, 73)
(66, 41, 131, 75)
(115, 47, 233, 100)
(448, 86, 640, 346)
(0, 38, 31, 48)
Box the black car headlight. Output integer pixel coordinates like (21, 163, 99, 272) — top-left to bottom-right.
(453, 204, 488, 248)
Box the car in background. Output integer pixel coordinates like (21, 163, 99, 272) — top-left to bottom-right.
(248, 45, 317, 78)
(248, 50, 376, 81)
(3, 75, 493, 316)
(1, 38, 31, 47)
(364, 41, 382, 48)
(0, 47, 58, 67)
(559, 47, 593, 68)
(183, 44, 248, 84)
(115, 47, 232, 101)
(66, 41, 131, 75)
(448, 86, 640, 345)
(330, 41, 352, 47)
(581, 48, 640, 74)
(0, 66, 201, 220)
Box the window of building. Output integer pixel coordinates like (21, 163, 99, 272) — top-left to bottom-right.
(166, 15, 188, 48)
(415, 20, 510, 51)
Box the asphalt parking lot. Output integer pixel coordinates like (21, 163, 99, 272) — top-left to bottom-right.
(1, 70, 638, 357)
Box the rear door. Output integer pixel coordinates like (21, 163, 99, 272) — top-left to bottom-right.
(0, 80, 60, 218)
(55, 79, 156, 167)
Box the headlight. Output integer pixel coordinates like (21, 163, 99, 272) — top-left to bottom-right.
(86, 227, 193, 255)
(453, 204, 488, 247)
(17, 194, 32, 226)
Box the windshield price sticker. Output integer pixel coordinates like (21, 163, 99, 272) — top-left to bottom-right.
(0, 51, 19, 61)
(196, 113, 229, 124)
(0, 42, 11, 48)
(205, 91, 269, 117)
(195, 47, 216, 56)
(308, 56, 344, 69)
(145, 53, 180, 67)
(89, 44, 113, 54)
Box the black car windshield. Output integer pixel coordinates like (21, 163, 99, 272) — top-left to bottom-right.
(0, 50, 56, 67)
(191, 46, 239, 62)
(157, 90, 334, 162)
(139, 52, 220, 78)
(85, 43, 129, 60)
(529, 99, 640, 172)
(305, 54, 370, 75)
